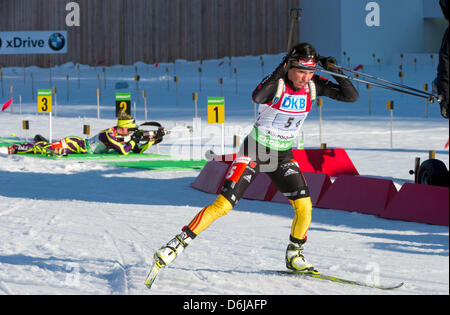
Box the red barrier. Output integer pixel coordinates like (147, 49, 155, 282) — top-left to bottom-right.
(192, 161, 333, 207)
(316, 175, 398, 216)
(292, 149, 359, 176)
(380, 183, 449, 226)
(190, 160, 229, 194)
(243, 173, 272, 200)
(191, 160, 448, 226)
(214, 149, 358, 177)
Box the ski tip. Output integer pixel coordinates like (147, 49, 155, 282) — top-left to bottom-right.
(386, 282, 404, 290)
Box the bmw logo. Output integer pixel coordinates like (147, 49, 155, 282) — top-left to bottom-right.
(48, 33, 65, 51)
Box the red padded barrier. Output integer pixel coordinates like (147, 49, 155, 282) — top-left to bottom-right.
(213, 149, 358, 177)
(380, 183, 449, 226)
(191, 161, 448, 227)
(243, 173, 272, 200)
(292, 149, 359, 176)
(316, 175, 398, 216)
(190, 160, 229, 194)
(191, 161, 333, 207)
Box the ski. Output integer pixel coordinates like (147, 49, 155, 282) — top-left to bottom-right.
(144, 259, 164, 289)
(271, 270, 404, 290)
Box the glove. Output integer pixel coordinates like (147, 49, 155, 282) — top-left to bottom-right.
(270, 55, 290, 78)
(131, 131, 144, 143)
(318, 56, 338, 71)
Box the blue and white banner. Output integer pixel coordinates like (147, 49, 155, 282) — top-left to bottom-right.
(0, 31, 67, 54)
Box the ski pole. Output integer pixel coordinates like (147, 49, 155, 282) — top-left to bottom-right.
(331, 64, 437, 99)
(287, 8, 302, 53)
(303, 65, 440, 103)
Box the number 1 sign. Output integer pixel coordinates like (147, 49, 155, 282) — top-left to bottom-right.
(207, 97, 225, 154)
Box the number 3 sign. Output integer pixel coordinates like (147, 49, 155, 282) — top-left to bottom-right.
(37, 89, 52, 113)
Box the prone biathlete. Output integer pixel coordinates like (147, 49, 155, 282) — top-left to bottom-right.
(152, 42, 359, 274)
(6, 112, 163, 156)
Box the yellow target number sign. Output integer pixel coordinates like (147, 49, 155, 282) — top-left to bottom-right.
(207, 97, 225, 124)
(37, 89, 52, 113)
(115, 93, 131, 117)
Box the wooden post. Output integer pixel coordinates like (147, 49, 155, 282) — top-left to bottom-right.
(22, 120, 29, 141)
(423, 83, 429, 118)
(52, 86, 57, 118)
(193, 92, 198, 119)
(387, 101, 394, 148)
(83, 124, 90, 139)
(96, 88, 100, 119)
(135, 75, 140, 106)
(260, 56, 265, 78)
(367, 83, 371, 115)
(97, 74, 101, 101)
(142, 90, 148, 120)
(198, 67, 202, 91)
(218, 77, 223, 96)
(9, 85, 13, 113)
(233, 135, 240, 153)
(174, 76, 179, 105)
(234, 68, 238, 94)
(103, 67, 107, 89)
(429, 150, 436, 159)
(318, 97, 323, 144)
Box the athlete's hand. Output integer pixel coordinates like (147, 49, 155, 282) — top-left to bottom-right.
(318, 56, 337, 71)
(131, 132, 143, 143)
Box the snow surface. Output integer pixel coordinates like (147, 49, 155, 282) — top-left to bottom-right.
(0, 53, 448, 295)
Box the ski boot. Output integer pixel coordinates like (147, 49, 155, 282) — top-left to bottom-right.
(285, 240, 319, 274)
(145, 230, 193, 289)
(154, 230, 193, 267)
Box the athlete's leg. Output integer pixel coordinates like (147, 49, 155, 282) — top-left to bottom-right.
(184, 155, 259, 236)
(10, 141, 52, 155)
(267, 157, 315, 272)
(268, 158, 312, 241)
(155, 154, 260, 267)
(63, 137, 88, 154)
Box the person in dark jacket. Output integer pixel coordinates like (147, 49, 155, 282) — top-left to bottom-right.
(436, 0, 449, 118)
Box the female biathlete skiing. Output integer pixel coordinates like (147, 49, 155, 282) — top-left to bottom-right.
(147, 42, 359, 285)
